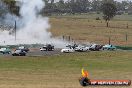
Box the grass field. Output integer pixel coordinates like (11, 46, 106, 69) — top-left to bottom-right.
(50, 14, 132, 46)
(0, 51, 132, 88)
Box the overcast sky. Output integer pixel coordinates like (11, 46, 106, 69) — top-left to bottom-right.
(116, 0, 131, 1)
(55, 0, 132, 2)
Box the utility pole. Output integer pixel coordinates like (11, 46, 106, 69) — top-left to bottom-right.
(14, 20, 16, 41)
(68, 36, 71, 42)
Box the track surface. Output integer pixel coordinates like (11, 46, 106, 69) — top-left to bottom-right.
(0, 48, 129, 57)
(0, 49, 62, 57)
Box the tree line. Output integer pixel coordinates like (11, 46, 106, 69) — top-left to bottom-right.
(43, 0, 132, 15)
(0, 0, 19, 16)
(1, 0, 132, 16)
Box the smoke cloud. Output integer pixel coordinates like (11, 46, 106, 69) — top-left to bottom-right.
(0, 0, 68, 48)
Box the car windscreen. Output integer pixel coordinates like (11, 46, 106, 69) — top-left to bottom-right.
(0, 48, 6, 50)
(19, 46, 25, 49)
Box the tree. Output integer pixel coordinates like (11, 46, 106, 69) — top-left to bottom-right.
(115, 1, 121, 11)
(0, 0, 8, 17)
(91, 0, 101, 12)
(43, 0, 56, 15)
(127, 1, 132, 14)
(67, 0, 90, 14)
(1, 0, 19, 16)
(56, 0, 66, 14)
(101, 2, 117, 27)
(121, 1, 129, 12)
(77, 0, 90, 13)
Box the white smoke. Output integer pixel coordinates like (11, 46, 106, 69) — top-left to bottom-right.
(0, 0, 68, 48)
(17, 0, 51, 43)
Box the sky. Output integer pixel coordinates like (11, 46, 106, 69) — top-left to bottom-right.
(55, 0, 132, 2)
(116, 0, 132, 2)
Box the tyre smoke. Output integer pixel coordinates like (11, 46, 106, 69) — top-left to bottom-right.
(0, 0, 68, 48)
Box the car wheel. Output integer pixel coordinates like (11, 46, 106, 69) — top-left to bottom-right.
(113, 48, 116, 51)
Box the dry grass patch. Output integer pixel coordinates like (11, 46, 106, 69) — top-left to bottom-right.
(50, 17, 132, 46)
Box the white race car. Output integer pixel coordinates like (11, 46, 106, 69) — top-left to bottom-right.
(61, 47, 75, 53)
(75, 45, 89, 52)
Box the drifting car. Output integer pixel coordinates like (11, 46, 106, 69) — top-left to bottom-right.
(12, 49, 26, 56)
(61, 47, 74, 53)
(0, 48, 11, 54)
(40, 44, 54, 51)
(102, 44, 116, 50)
(18, 46, 29, 52)
(75, 45, 89, 52)
(89, 44, 103, 51)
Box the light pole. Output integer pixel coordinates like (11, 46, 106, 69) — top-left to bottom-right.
(14, 20, 16, 41)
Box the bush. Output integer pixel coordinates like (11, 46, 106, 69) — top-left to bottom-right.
(96, 17, 100, 20)
(128, 12, 132, 15)
(116, 46, 132, 50)
(97, 11, 100, 14)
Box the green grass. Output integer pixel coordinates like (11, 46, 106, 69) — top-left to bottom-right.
(1, 51, 132, 72)
(0, 51, 131, 71)
(0, 51, 132, 88)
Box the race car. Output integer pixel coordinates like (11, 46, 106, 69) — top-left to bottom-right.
(102, 44, 116, 50)
(40, 44, 54, 51)
(75, 45, 89, 52)
(0, 48, 11, 54)
(89, 44, 103, 51)
(18, 46, 29, 52)
(12, 49, 26, 56)
(61, 47, 74, 53)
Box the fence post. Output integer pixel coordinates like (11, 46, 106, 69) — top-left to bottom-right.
(126, 33, 128, 42)
(109, 37, 111, 45)
(68, 36, 71, 42)
(126, 23, 128, 29)
(62, 35, 65, 41)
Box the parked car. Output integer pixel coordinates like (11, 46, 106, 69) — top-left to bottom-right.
(40, 44, 54, 51)
(61, 47, 74, 53)
(0, 48, 11, 54)
(18, 46, 29, 52)
(75, 45, 89, 52)
(12, 49, 26, 56)
(89, 44, 103, 51)
(102, 44, 116, 50)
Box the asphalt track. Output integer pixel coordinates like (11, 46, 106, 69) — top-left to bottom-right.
(0, 48, 130, 57)
(0, 48, 62, 57)
(28, 49, 62, 56)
